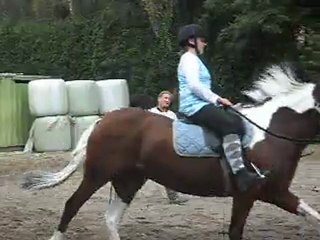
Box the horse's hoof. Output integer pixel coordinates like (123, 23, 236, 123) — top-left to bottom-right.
(49, 230, 65, 240)
(168, 196, 189, 205)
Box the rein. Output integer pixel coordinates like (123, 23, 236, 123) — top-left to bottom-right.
(229, 106, 320, 144)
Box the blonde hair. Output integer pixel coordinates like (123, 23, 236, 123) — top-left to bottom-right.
(158, 90, 172, 98)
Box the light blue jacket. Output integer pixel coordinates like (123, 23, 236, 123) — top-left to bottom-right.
(178, 53, 217, 116)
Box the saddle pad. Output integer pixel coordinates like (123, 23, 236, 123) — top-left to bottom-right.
(172, 118, 253, 157)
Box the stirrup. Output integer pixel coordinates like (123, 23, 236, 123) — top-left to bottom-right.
(250, 162, 268, 178)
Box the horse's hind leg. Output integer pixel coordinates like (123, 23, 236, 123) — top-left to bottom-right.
(49, 175, 106, 240)
(105, 170, 146, 240)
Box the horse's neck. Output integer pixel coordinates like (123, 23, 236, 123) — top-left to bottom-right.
(239, 83, 317, 148)
(240, 84, 315, 127)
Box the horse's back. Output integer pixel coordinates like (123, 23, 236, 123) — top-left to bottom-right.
(86, 107, 149, 157)
(99, 107, 147, 128)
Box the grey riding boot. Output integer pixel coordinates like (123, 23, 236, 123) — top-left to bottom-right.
(222, 134, 265, 192)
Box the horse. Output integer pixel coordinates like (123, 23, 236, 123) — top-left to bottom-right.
(21, 62, 320, 240)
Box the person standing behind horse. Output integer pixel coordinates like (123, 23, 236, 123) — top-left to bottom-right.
(149, 90, 177, 119)
(149, 90, 188, 204)
(177, 24, 267, 193)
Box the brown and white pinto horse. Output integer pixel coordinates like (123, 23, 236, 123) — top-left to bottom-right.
(22, 63, 320, 240)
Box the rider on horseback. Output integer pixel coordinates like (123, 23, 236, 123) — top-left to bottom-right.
(177, 23, 267, 193)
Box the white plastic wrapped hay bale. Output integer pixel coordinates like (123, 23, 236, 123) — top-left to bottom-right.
(32, 116, 71, 152)
(70, 115, 101, 148)
(96, 79, 129, 114)
(66, 80, 99, 116)
(28, 79, 68, 117)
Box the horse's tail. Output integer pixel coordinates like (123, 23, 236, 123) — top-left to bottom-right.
(21, 118, 101, 190)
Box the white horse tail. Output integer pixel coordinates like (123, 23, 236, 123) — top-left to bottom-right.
(21, 119, 101, 190)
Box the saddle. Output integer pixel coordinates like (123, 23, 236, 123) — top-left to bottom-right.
(172, 113, 253, 158)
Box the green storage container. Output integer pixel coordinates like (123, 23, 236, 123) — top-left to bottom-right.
(0, 74, 52, 150)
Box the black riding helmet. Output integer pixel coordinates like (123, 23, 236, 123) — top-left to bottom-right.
(178, 24, 206, 48)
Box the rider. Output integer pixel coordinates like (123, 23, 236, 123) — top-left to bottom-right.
(177, 23, 266, 193)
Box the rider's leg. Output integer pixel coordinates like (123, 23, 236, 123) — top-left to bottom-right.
(188, 104, 266, 193)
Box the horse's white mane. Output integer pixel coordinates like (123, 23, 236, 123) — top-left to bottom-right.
(242, 63, 306, 103)
(238, 63, 315, 148)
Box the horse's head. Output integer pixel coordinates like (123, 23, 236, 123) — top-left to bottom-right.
(312, 81, 320, 111)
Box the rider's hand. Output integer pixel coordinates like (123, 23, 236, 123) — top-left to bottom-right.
(218, 98, 233, 107)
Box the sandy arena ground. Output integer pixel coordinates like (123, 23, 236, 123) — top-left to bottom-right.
(1, 146, 320, 240)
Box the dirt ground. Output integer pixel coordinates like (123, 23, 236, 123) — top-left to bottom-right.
(1, 147, 320, 240)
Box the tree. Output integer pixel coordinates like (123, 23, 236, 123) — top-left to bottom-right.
(200, 0, 305, 98)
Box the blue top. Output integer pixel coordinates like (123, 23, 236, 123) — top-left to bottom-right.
(177, 52, 220, 116)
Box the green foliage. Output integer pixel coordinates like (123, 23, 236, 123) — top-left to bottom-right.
(0, 0, 318, 99)
(298, 11, 320, 80)
(201, 0, 304, 99)
(0, 6, 178, 96)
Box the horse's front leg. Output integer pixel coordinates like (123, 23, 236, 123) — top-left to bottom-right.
(267, 190, 299, 214)
(228, 195, 255, 240)
(269, 190, 320, 231)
